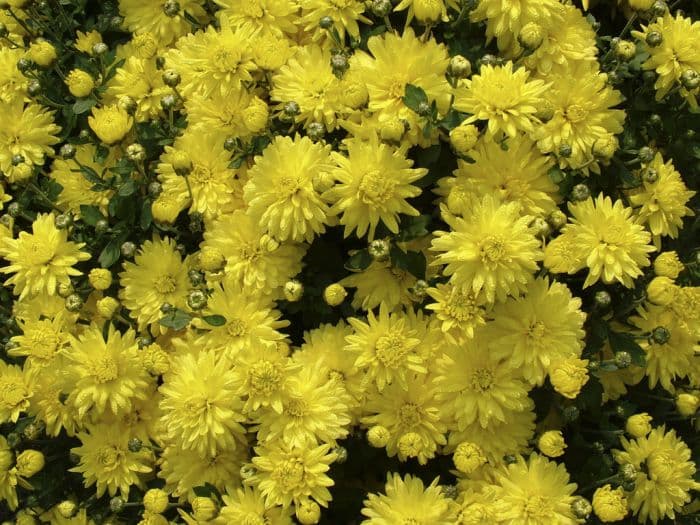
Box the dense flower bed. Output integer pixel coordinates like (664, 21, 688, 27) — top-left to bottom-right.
(0, 0, 698, 523)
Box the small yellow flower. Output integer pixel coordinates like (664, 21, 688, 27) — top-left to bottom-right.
(592, 484, 628, 522)
(96, 296, 119, 319)
(453, 441, 486, 474)
(89, 268, 113, 290)
(368, 426, 391, 448)
(65, 69, 95, 98)
(191, 497, 217, 521)
(143, 488, 169, 513)
(538, 430, 566, 458)
(646, 276, 676, 305)
(654, 251, 684, 278)
(449, 122, 480, 156)
(15, 449, 44, 477)
(323, 283, 347, 306)
(88, 104, 134, 145)
(242, 96, 269, 134)
(27, 39, 57, 66)
(75, 30, 103, 54)
(549, 357, 589, 399)
(676, 392, 700, 417)
(626, 413, 652, 438)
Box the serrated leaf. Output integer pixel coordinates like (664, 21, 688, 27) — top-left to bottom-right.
(390, 246, 427, 279)
(159, 308, 193, 331)
(608, 330, 646, 366)
(402, 84, 428, 112)
(202, 314, 226, 326)
(396, 215, 431, 242)
(98, 238, 121, 268)
(72, 97, 96, 115)
(344, 249, 372, 272)
(79, 205, 103, 226)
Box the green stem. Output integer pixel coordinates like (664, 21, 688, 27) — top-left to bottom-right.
(451, 1, 472, 29)
(581, 474, 620, 493)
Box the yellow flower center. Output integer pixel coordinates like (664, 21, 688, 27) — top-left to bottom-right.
(286, 398, 307, 418)
(189, 164, 213, 185)
(479, 235, 507, 265)
(647, 450, 676, 482)
(526, 320, 547, 340)
(398, 402, 422, 428)
(185, 394, 213, 415)
(226, 318, 247, 337)
(524, 495, 553, 519)
(375, 332, 410, 369)
(387, 78, 407, 99)
(239, 243, 262, 262)
(272, 459, 305, 491)
(600, 223, 627, 246)
(249, 360, 282, 396)
(212, 45, 242, 73)
(153, 275, 177, 294)
(402, 519, 422, 525)
(28, 326, 60, 359)
(359, 170, 395, 205)
(470, 368, 494, 392)
(565, 104, 588, 123)
(28, 239, 55, 265)
(96, 446, 120, 468)
(241, 515, 265, 525)
(445, 291, 481, 322)
(0, 379, 26, 408)
(90, 356, 119, 383)
(278, 175, 301, 197)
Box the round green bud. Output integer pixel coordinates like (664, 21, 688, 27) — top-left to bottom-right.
(558, 143, 573, 158)
(148, 181, 162, 198)
(65, 294, 83, 312)
(60, 143, 76, 160)
(54, 214, 72, 229)
(319, 16, 334, 29)
(614, 351, 632, 369)
(187, 289, 207, 310)
(650, 326, 670, 345)
(160, 302, 174, 314)
(27, 79, 41, 97)
(109, 497, 124, 513)
(120, 241, 136, 258)
(646, 31, 663, 47)
(448, 55, 471, 78)
(638, 146, 655, 163)
(163, 0, 180, 17)
(95, 219, 109, 234)
(619, 463, 637, 482)
(7, 202, 20, 218)
(162, 68, 181, 87)
(595, 290, 612, 309)
(128, 438, 142, 452)
(368, 239, 391, 261)
(571, 183, 591, 202)
(681, 69, 700, 91)
(160, 93, 177, 110)
(642, 167, 658, 184)
(283, 100, 300, 117)
(562, 405, 580, 422)
(571, 497, 592, 519)
(126, 143, 146, 162)
(371, 0, 392, 17)
(307, 122, 325, 141)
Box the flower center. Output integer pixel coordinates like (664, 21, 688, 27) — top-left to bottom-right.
(375, 332, 410, 369)
(96, 446, 120, 468)
(647, 450, 675, 482)
(272, 459, 305, 491)
(278, 175, 301, 197)
(153, 275, 177, 294)
(90, 356, 119, 383)
(27, 239, 55, 265)
(239, 243, 261, 262)
(189, 164, 213, 185)
(28, 326, 60, 359)
(526, 320, 546, 339)
(249, 360, 282, 396)
(226, 318, 247, 337)
(445, 291, 481, 322)
(398, 402, 422, 428)
(524, 495, 553, 519)
(286, 398, 307, 419)
(600, 224, 626, 246)
(212, 45, 242, 73)
(479, 235, 507, 265)
(0, 379, 26, 408)
(388, 79, 407, 99)
(359, 170, 395, 205)
(565, 104, 588, 123)
(470, 368, 494, 392)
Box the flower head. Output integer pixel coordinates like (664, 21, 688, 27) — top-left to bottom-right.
(118, 0, 207, 46)
(88, 104, 133, 145)
(592, 484, 628, 522)
(215, 485, 294, 525)
(0, 361, 32, 424)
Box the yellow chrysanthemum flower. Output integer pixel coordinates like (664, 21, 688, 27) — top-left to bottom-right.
(118, 0, 207, 46)
(361, 473, 456, 524)
(74, 29, 103, 54)
(436, 340, 531, 429)
(443, 133, 559, 217)
(0, 361, 32, 424)
(454, 62, 549, 138)
(493, 454, 578, 524)
(9, 313, 69, 368)
(629, 152, 695, 245)
(25, 365, 78, 437)
(340, 259, 417, 312)
(159, 350, 246, 457)
(0, 213, 90, 300)
(544, 194, 655, 288)
(614, 426, 700, 524)
(299, 0, 370, 41)
(165, 17, 257, 97)
(533, 63, 625, 173)
(394, 0, 459, 25)
(426, 282, 488, 343)
(249, 440, 337, 509)
(0, 435, 19, 510)
(346, 305, 425, 391)
(64, 324, 150, 419)
(430, 196, 542, 304)
(119, 236, 190, 330)
(632, 13, 700, 109)
(0, 47, 28, 103)
(592, 484, 628, 522)
(215, 486, 294, 525)
(362, 372, 446, 465)
(70, 422, 152, 498)
(0, 100, 61, 181)
(105, 56, 172, 122)
(185, 88, 258, 139)
(324, 135, 425, 240)
(244, 135, 333, 243)
(484, 278, 586, 386)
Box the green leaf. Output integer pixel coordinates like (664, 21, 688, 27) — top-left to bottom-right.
(117, 178, 137, 197)
(98, 237, 121, 268)
(396, 215, 431, 242)
(608, 330, 646, 366)
(140, 200, 152, 231)
(202, 314, 226, 327)
(402, 84, 428, 112)
(390, 246, 427, 279)
(72, 97, 96, 115)
(79, 205, 103, 226)
(344, 249, 372, 272)
(159, 308, 193, 331)
(438, 109, 464, 131)
(576, 374, 604, 410)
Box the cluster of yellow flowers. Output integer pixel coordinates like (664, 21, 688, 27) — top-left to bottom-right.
(0, 0, 698, 523)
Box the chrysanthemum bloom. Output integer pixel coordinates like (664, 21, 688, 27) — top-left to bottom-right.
(350, 28, 451, 146)
(631, 304, 698, 392)
(25, 365, 77, 437)
(394, 0, 459, 25)
(0, 213, 90, 300)
(249, 441, 337, 509)
(632, 13, 700, 109)
(592, 484, 628, 522)
(165, 17, 257, 97)
(346, 305, 425, 391)
(629, 153, 695, 246)
(158, 443, 246, 499)
(215, 486, 294, 525)
(453, 62, 549, 138)
(271, 45, 347, 131)
(244, 135, 333, 243)
(532, 63, 625, 173)
(74, 29, 103, 54)
(426, 282, 488, 343)
(493, 454, 578, 524)
(105, 57, 172, 122)
(118, 0, 207, 46)
(0, 361, 31, 424)
(484, 278, 586, 386)
(119, 236, 190, 330)
(362, 372, 446, 465)
(549, 356, 589, 399)
(185, 88, 258, 139)
(214, 0, 298, 38)
(324, 136, 425, 240)
(0, 47, 28, 103)
(653, 251, 684, 279)
(0, 435, 18, 510)
(361, 473, 456, 524)
(340, 260, 417, 312)
(544, 195, 655, 288)
(470, 0, 565, 52)
(0, 100, 60, 181)
(8, 314, 69, 369)
(436, 340, 531, 429)
(537, 430, 566, 458)
(50, 144, 115, 216)
(64, 324, 150, 419)
(254, 367, 352, 448)
(157, 131, 240, 220)
(298, 0, 370, 41)
(614, 426, 700, 523)
(159, 350, 246, 457)
(201, 210, 306, 296)
(445, 134, 558, 218)
(70, 422, 152, 498)
(88, 104, 133, 145)
(431, 197, 542, 304)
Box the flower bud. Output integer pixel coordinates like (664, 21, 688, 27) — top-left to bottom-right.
(60, 143, 77, 160)
(16, 449, 44, 477)
(538, 430, 566, 458)
(283, 280, 303, 302)
(614, 40, 636, 61)
(592, 136, 618, 159)
(449, 123, 479, 156)
(559, 143, 573, 158)
(307, 122, 325, 141)
(126, 143, 146, 162)
(160, 93, 177, 110)
(92, 42, 108, 56)
(143, 488, 168, 513)
(571, 183, 590, 202)
(89, 268, 113, 290)
(371, 0, 392, 17)
(163, 0, 180, 17)
(65, 294, 83, 312)
(646, 276, 676, 305)
(592, 484, 628, 522)
(681, 69, 700, 91)
(57, 500, 77, 518)
(55, 213, 73, 229)
(626, 413, 652, 438)
(645, 31, 662, 47)
(319, 16, 333, 29)
(650, 0, 667, 16)
(379, 117, 406, 143)
(96, 297, 119, 319)
(676, 392, 700, 417)
(330, 53, 349, 77)
(614, 351, 632, 369)
(642, 167, 657, 184)
(171, 150, 192, 176)
(562, 405, 580, 422)
(66, 69, 95, 98)
(448, 55, 471, 78)
(653, 251, 683, 278)
(121, 241, 136, 258)
(243, 97, 269, 134)
(550, 358, 589, 399)
(368, 239, 391, 261)
(518, 22, 544, 49)
(453, 441, 486, 474)
(650, 326, 670, 345)
(187, 289, 207, 310)
(367, 425, 390, 448)
(619, 463, 637, 482)
(547, 209, 567, 230)
(109, 496, 125, 513)
(283, 100, 300, 118)
(191, 497, 217, 521)
(199, 247, 225, 271)
(296, 500, 321, 525)
(162, 68, 181, 87)
(95, 218, 109, 233)
(323, 283, 347, 306)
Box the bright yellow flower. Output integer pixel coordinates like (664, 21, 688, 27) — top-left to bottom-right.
(9, 314, 68, 368)
(215, 485, 294, 525)
(626, 413, 653, 438)
(537, 430, 566, 458)
(105, 57, 172, 122)
(118, 0, 207, 46)
(426, 282, 488, 343)
(88, 104, 133, 145)
(74, 29, 103, 54)
(340, 260, 417, 312)
(0, 361, 32, 424)
(299, 0, 370, 41)
(592, 484, 628, 522)
(0, 47, 28, 103)
(214, 0, 298, 37)
(65, 69, 95, 98)
(549, 357, 589, 399)
(0, 435, 18, 510)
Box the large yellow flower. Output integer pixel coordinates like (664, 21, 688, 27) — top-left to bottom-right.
(214, 0, 298, 37)
(244, 135, 333, 243)
(0, 361, 32, 424)
(324, 135, 425, 240)
(118, 0, 207, 46)
(0, 213, 90, 300)
(454, 62, 549, 138)
(0, 47, 28, 104)
(426, 282, 488, 343)
(105, 56, 172, 122)
(430, 196, 542, 304)
(340, 260, 417, 312)
(614, 426, 700, 524)
(216, 486, 294, 525)
(299, 0, 370, 41)
(9, 313, 69, 369)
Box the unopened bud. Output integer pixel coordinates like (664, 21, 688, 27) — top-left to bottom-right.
(283, 280, 303, 302)
(163, 0, 180, 17)
(681, 69, 700, 91)
(368, 239, 390, 261)
(187, 289, 207, 310)
(645, 31, 663, 47)
(571, 183, 590, 202)
(448, 55, 471, 78)
(65, 294, 83, 312)
(162, 68, 181, 87)
(650, 326, 670, 345)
